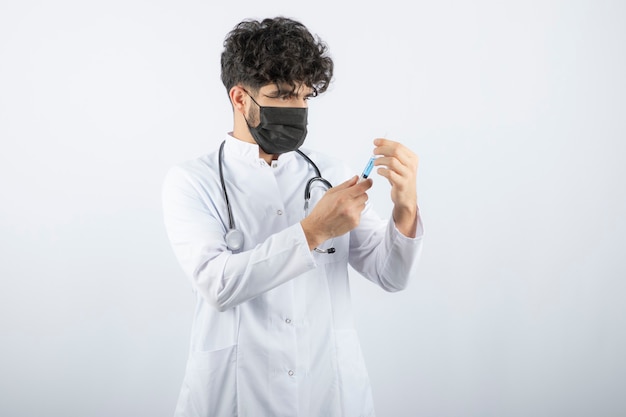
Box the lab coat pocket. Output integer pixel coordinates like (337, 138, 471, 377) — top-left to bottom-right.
(335, 330, 375, 416)
(174, 345, 238, 417)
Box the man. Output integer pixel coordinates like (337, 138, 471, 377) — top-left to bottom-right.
(162, 16, 423, 417)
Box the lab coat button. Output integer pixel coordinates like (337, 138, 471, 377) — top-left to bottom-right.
(285, 318, 292, 324)
(288, 370, 294, 376)
(277, 210, 283, 216)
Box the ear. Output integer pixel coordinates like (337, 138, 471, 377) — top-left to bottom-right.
(229, 86, 248, 114)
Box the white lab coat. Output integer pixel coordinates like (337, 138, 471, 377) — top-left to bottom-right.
(162, 134, 424, 417)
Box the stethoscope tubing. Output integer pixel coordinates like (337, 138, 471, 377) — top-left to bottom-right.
(218, 140, 333, 252)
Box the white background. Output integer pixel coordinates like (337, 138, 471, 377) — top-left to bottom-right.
(1, 1, 625, 416)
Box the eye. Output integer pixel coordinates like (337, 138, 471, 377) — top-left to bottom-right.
(304, 89, 318, 101)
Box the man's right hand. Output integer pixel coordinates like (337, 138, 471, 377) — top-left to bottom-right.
(300, 175, 373, 251)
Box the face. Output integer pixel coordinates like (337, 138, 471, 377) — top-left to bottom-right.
(245, 82, 317, 126)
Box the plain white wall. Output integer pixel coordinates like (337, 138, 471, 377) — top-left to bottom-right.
(1, 1, 625, 416)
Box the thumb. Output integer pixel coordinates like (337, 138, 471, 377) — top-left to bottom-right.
(331, 175, 358, 191)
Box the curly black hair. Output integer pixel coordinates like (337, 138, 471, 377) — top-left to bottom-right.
(220, 17, 334, 96)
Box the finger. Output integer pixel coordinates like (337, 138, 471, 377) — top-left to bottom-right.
(331, 175, 358, 192)
(356, 192, 369, 206)
(348, 177, 372, 196)
(373, 138, 403, 152)
(376, 149, 418, 174)
(373, 141, 410, 162)
(376, 166, 401, 186)
(373, 138, 397, 147)
(378, 165, 414, 185)
(374, 157, 412, 181)
(345, 193, 369, 215)
(356, 177, 373, 190)
(373, 155, 407, 171)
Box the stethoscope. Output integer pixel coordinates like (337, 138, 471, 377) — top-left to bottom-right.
(218, 140, 335, 253)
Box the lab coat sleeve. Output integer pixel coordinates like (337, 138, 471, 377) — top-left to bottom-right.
(348, 201, 424, 292)
(162, 165, 317, 312)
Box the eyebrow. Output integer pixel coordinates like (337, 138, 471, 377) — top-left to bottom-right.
(262, 89, 285, 97)
(263, 87, 316, 98)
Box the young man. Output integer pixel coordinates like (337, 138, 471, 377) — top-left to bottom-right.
(162, 16, 424, 417)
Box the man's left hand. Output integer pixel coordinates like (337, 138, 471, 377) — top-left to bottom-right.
(373, 138, 419, 238)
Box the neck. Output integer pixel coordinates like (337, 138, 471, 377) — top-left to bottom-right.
(231, 125, 277, 165)
(230, 88, 282, 165)
(260, 149, 279, 164)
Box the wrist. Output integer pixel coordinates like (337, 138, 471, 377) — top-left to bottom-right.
(300, 219, 328, 251)
(392, 203, 418, 238)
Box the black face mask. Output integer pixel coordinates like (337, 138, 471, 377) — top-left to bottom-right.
(244, 94, 308, 154)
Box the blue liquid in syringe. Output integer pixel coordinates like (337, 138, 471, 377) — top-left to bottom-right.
(361, 156, 375, 179)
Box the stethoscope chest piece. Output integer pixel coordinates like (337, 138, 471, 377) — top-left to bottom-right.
(225, 228, 244, 252)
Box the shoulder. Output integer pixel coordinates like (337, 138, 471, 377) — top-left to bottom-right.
(162, 149, 221, 195)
